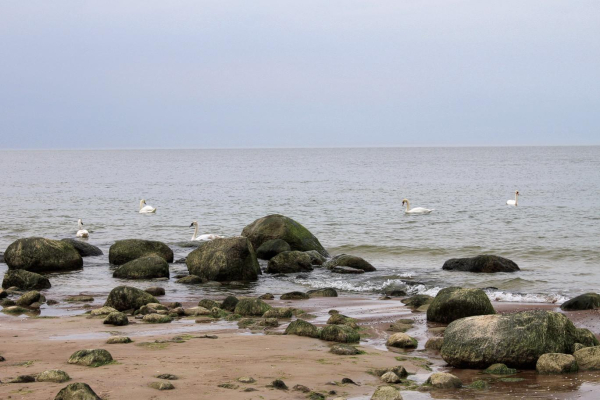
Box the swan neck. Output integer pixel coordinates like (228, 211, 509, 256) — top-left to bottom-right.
(192, 224, 199, 240)
(139, 200, 144, 211)
(405, 200, 410, 211)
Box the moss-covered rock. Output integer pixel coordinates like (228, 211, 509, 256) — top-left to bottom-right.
(113, 255, 170, 279)
(54, 382, 101, 400)
(561, 293, 600, 311)
(307, 288, 338, 298)
(234, 298, 271, 316)
(442, 310, 585, 368)
(575, 328, 599, 347)
(425, 337, 444, 351)
(104, 286, 158, 311)
(4, 237, 83, 272)
(61, 239, 103, 257)
(380, 371, 401, 383)
(143, 313, 172, 323)
(176, 275, 204, 284)
(305, 250, 326, 265)
(16, 290, 42, 307)
(323, 254, 376, 272)
(469, 380, 489, 390)
(220, 295, 239, 312)
(327, 313, 358, 329)
(442, 255, 519, 273)
(280, 291, 310, 300)
(186, 237, 260, 282)
(370, 385, 402, 400)
(2, 269, 51, 290)
(68, 349, 113, 367)
(106, 336, 132, 344)
(103, 312, 129, 326)
(198, 299, 220, 309)
(401, 294, 433, 310)
(284, 319, 320, 338)
(320, 324, 360, 343)
(574, 346, 600, 370)
(65, 295, 94, 302)
(427, 287, 495, 324)
(425, 372, 462, 389)
(37, 369, 70, 383)
(109, 239, 173, 265)
(483, 363, 517, 375)
(266, 251, 313, 274)
(256, 239, 291, 260)
(263, 307, 293, 318)
(330, 343, 361, 355)
(90, 306, 118, 317)
(386, 332, 417, 348)
(536, 353, 578, 374)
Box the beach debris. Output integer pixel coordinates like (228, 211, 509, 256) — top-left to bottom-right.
(2, 269, 51, 290)
(320, 324, 360, 343)
(280, 290, 310, 300)
(323, 254, 376, 272)
(427, 287, 495, 324)
(103, 312, 129, 326)
(149, 381, 175, 390)
(574, 346, 600, 370)
(37, 369, 70, 383)
(237, 377, 255, 383)
(284, 319, 320, 338)
(16, 290, 42, 307)
(370, 385, 402, 400)
(104, 285, 158, 311)
(156, 373, 178, 380)
(561, 292, 600, 311)
(4, 237, 83, 272)
(60, 239, 103, 257)
(330, 344, 361, 355)
(113, 255, 170, 279)
(536, 353, 578, 374)
(54, 382, 101, 400)
(256, 239, 291, 260)
(234, 298, 272, 316)
(425, 337, 444, 351)
(106, 336, 132, 344)
(387, 332, 417, 349)
(267, 251, 313, 274)
(442, 255, 519, 273)
(144, 287, 165, 296)
(307, 288, 337, 298)
(424, 372, 462, 389)
(270, 379, 288, 390)
(68, 349, 113, 367)
(109, 239, 173, 265)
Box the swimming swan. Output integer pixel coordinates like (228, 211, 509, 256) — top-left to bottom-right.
(190, 221, 224, 241)
(76, 219, 89, 238)
(139, 199, 157, 213)
(402, 199, 433, 214)
(507, 190, 519, 206)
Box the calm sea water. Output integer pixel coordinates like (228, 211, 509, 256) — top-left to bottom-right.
(1, 147, 599, 304)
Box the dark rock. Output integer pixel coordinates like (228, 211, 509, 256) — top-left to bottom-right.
(61, 239, 103, 257)
(561, 293, 600, 311)
(256, 239, 291, 260)
(285, 319, 320, 338)
(198, 299, 220, 309)
(427, 287, 495, 324)
(331, 266, 364, 274)
(2, 269, 51, 290)
(259, 293, 274, 300)
(108, 239, 173, 265)
(104, 286, 158, 311)
(68, 349, 113, 367)
(305, 250, 326, 266)
(234, 298, 271, 316)
(442, 255, 519, 273)
(106, 336, 132, 344)
(271, 379, 288, 390)
(483, 363, 517, 374)
(113, 255, 170, 279)
(220, 295, 239, 312)
(103, 312, 129, 326)
(145, 287, 165, 296)
(157, 374, 178, 380)
(8, 374, 36, 383)
(307, 288, 338, 298)
(323, 254, 376, 272)
(4, 237, 83, 272)
(54, 383, 101, 400)
(176, 275, 204, 284)
(266, 251, 313, 274)
(174, 257, 187, 264)
(280, 291, 310, 300)
(384, 287, 407, 297)
(186, 237, 260, 282)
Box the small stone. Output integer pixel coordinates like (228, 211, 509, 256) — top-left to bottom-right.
(330, 344, 361, 355)
(469, 380, 489, 390)
(381, 371, 401, 383)
(293, 384, 311, 393)
(65, 295, 94, 302)
(143, 313, 172, 323)
(157, 374, 178, 380)
(106, 336, 132, 344)
(341, 378, 357, 385)
(218, 383, 239, 389)
(149, 381, 175, 390)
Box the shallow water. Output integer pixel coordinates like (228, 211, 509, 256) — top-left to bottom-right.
(1, 147, 599, 302)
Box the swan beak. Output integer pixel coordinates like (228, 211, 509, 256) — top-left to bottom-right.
(189, 223, 194, 228)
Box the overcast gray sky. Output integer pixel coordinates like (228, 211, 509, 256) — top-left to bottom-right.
(1, 1, 599, 149)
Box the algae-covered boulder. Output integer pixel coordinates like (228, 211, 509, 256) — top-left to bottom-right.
(284, 319, 320, 338)
(370, 386, 403, 400)
(427, 287, 495, 323)
(305, 250, 326, 266)
(113, 255, 170, 279)
(104, 286, 158, 311)
(242, 214, 329, 257)
(574, 346, 600, 370)
(108, 239, 173, 265)
(386, 333, 417, 348)
(442, 255, 519, 273)
(16, 290, 42, 307)
(106, 336, 132, 344)
(483, 363, 516, 375)
(2, 270, 51, 290)
(536, 353, 578, 374)
(263, 307, 293, 319)
(256, 239, 291, 260)
(425, 372, 462, 389)
(330, 343, 361, 355)
(90, 306, 118, 317)
(575, 327, 599, 347)
(323, 254, 376, 272)
(320, 324, 360, 343)
(54, 382, 101, 400)
(441, 310, 586, 368)
(266, 251, 313, 274)
(143, 314, 172, 323)
(68, 349, 113, 367)
(307, 288, 338, 298)
(4, 237, 83, 272)
(186, 237, 260, 282)
(234, 298, 272, 316)
(103, 312, 129, 326)
(61, 239, 103, 257)
(220, 295, 239, 312)
(281, 291, 310, 300)
(561, 293, 600, 311)
(176, 275, 204, 284)
(37, 369, 71, 383)
(425, 337, 444, 351)
(198, 299, 220, 310)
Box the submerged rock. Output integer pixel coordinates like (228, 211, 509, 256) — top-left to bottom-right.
(320, 324, 360, 343)
(386, 333, 417, 348)
(54, 382, 101, 400)
(104, 286, 158, 311)
(61, 239, 103, 257)
(4, 237, 83, 272)
(427, 287, 495, 324)
(68, 349, 113, 367)
(561, 293, 600, 311)
(267, 251, 313, 274)
(113, 255, 170, 279)
(37, 369, 71, 383)
(2, 269, 51, 290)
(425, 372, 462, 389)
(280, 291, 310, 300)
(284, 319, 320, 338)
(176, 275, 204, 284)
(256, 239, 291, 260)
(234, 298, 271, 316)
(323, 254, 376, 272)
(483, 363, 517, 375)
(109, 239, 173, 265)
(536, 353, 578, 374)
(442, 255, 519, 273)
(307, 288, 338, 298)
(186, 237, 260, 282)
(16, 290, 42, 307)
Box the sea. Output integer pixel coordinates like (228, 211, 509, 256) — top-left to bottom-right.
(1, 146, 599, 305)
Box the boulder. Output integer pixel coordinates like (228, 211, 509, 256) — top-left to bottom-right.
(37, 369, 71, 383)
(186, 237, 260, 282)
(307, 288, 338, 298)
(104, 286, 158, 311)
(198, 299, 220, 309)
(442, 255, 519, 273)
(305, 250, 326, 266)
(284, 319, 320, 338)
(54, 383, 101, 400)
(323, 254, 376, 272)
(256, 239, 291, 260)
(483, 363, 516, 374)
(427, 287, 495, 324)
(16, 290, 41, 307)
(575, 327, 599, 347)
(4, 237, 83, 272)
(143, 314, 172, 323)
(176, 275, 204, 284)
(113, 255, 170, 279)
(281, 291, 310, 300)
(327, 314, 358, 329)
(61, 239, 103, 257)
(561, 293, 600, 311)
(574, 346, 600, 370)
(370, 386, 403, 400)
(320, 325, 360, 343)
(108, 239, 173, 265)
(536, 353, 578, 374)
(103, 312, 129, 326)
(2, 270, 51, 290)
(242, 214, 329, 257)
(234, 298, 271, 316)
(266, 251, 313, 274)
(386, 333, 417, 348)
(263, 308, 293, 318)
(145, 287, 165, 296)
(380, 371, 401, 383)
(90, 306, 118, 317)
(68, 349, 113, 367)
(425, 337, 444, 351)
(441, 310, 592, 368)
(220, 295, 239, 312)
(425, 372, 462, 389)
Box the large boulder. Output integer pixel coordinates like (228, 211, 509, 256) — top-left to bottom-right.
(427, 287, 495, 323)
(323, 254, 376, 272)
(561, 293, 600, 311)
(442, 255, 519, 273)
(241, 214, 329, 257)
(536, 353, 578, 374)
(266, 251, 313, 274)
(4, 237, 83, 272)
(37, 369, 71, 383)
(2, 270, 51, 290)
(108, 239, 173, 265)
(61, 239, 103, 257)
(54, 383, 101, 400)
(104, 286, 158, 311)
(186, 237, 260, 282)
(113, 255, 169, 279)
(441, 310, 595, 368)
(256, 239, 291, 260)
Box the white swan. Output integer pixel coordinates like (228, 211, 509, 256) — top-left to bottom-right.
(76, 219, 89, 238)
(139, 199, 157, 213)
(402, 198, 433, 214)
(190, 221, 224, 241)
(507, 190, 519, 206)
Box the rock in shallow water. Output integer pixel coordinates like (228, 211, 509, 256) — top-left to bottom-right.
(386, 333, 417, 348)
(104, 286, 158, 311)
(234, 298, 271, 316)
(256, 239, 291, 260)
(113, 255, 170, 279)
(109, 239, 173, 265)
(145, 287, 165, 296)
(442, 255, 519, 273)
(280, 291, 310, 300)
(536, 353, 578, 374)
(574, 346, 600, 371)
(561, 293, 600, 311)
(323, 254, 376, 272)
(5, 237, 83, 272)
(16, 290, 42, 307)
(61, 239, 103, 257)
(425, 372, 462, 389)
(370, 385, 403, 400)
(307, 288, 338, 298)
(427, 287, 495, 324)
(320, 324, 360, 343)
(2, 269, 51, 290)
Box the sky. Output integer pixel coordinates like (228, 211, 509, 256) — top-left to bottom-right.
(0, 1, 599, 149)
